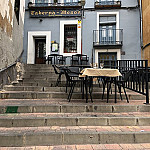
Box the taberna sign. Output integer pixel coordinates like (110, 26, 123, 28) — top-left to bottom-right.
(30, 10, 81, 17)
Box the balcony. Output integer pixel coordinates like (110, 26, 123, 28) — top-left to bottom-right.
(95, 1, 121, 9)
(28, 1, 83, 9)
(93, 29, 123, 48)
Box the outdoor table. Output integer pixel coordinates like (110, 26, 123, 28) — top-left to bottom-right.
(80, 68, 122, 103)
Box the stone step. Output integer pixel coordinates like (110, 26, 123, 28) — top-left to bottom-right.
(23, 72, 56, 76)
(0, 112, 150, 127)
(23, 64, 52, 67)
(0, 126, 150, 146)
(1, 143, 150, 149)
(22, 73, 57, 78)
(25, 68, 54, 71)
(0, 100, 149, 113)
(22, 77, 66, 82)
(3, 85, 127, 92)
(0, 91, 145, 100)
(12, 81, 64, 87)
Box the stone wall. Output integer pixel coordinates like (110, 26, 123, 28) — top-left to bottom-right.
(142, 0, 150, 66)
(0, 0, 25, 69)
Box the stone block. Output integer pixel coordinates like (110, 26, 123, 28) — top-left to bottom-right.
(78, 118, 108, 126)
(13, 119, 45, 127)
(61, 105, 86, 113)
(25, 133, 62, 146)
(86, 105, 112, 113)
(100, 133, 135, 144)
(51, 93, 67, 99)
(0, 135, 23, 147)
(139, 105, 150, 112)
(138, 118, 150, 126)
(113, 105, 137, 113)
(36, 93, 50, 99)
(0, 106, 6, 114)
(63, 133, 99, 145)
(47, 118, 77, 126)
(0, 119, 13, 127)
(135, 132, 150, 143)
(109, 117, 137, 126)
(17, 106, 33, 113)
(33, 106, 60, 113)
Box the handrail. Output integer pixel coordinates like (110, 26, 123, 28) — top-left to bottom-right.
(0, 50, 24, 73)
(142, 42, 150, 50)
(93, 29, 123, 46)
(96, 1, 121, 5)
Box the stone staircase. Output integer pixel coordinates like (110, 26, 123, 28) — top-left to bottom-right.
(0, 64, 150, 148)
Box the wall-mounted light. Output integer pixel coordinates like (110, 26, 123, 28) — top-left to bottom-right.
(39, 19, 43, 22)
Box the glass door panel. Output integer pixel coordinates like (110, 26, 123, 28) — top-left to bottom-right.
(35, 39, 46, 64)
(100, 24, 116, 45)
(98, 52, 117, 68)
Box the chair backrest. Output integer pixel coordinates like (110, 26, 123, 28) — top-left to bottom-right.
(63, 67, 80, 82)
(68, 67, 80, 74)
(63, 68, 73, 82)
(123, 70, 132, 81)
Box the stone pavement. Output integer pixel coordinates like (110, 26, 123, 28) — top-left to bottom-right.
(0, 64, 150, 148)
(1, 144, 150, 150)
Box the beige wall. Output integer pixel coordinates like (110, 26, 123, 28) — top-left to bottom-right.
(142, 0, 150, 66)
(0, 0, 25, 69)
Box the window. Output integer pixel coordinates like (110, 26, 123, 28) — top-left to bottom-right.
(35, 0, 48, 3)
(99, 16, 116, 44)
(64, 25, 77, 53)
(35, 0, 49, 6)
(99, 0, 115, 5)
(64, 0, 78, 2)
(14, 0, 20, 24)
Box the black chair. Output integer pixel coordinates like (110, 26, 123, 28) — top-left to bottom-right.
(65, 67, 80, 93)
(63, 68, 93, 103)
(58, 56, 67, 65)
(81, 55, 89, 65)
(103, 70, 132, 103)
(71, 55, 79, 65)
(47, 55, 53, 64)
(115, 70, 132, 103)
(52, 65, 65, 86)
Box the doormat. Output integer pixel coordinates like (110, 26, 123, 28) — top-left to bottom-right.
(5, 106, 18, 113)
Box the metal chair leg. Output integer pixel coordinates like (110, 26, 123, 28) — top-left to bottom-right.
(122, 84, 129, 103)
(68, 82, 76, 102)
(89, 78, 93, 103)
(118, 85, 123, 100)
(56, 74, 61, 86)
(102, 81, 106, 100)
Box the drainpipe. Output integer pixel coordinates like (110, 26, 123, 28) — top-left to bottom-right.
(81, 0, 86, 55)
(139, 0, 143, 49)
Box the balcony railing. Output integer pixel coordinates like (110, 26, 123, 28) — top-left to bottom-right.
(93, 29, 123, 47)
(28, 2, 82, 8)
(95, 1, 121, 8)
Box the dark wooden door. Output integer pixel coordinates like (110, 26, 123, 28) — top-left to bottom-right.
(35, 39, 46, 64)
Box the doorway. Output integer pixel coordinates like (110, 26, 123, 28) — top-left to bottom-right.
(35, 38, 46, 64)
(98, 52, 117, 68)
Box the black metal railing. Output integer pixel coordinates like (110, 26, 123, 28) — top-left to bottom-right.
(99, 60, 149, 104)
(95, 1, 121, 7)
(93, 29, 123, 47)
(28, 2, 82, 8)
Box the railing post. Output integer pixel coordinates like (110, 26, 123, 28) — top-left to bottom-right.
(145, 60, 149, 104)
